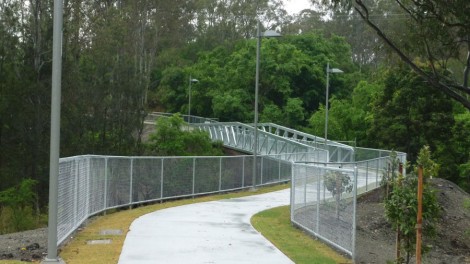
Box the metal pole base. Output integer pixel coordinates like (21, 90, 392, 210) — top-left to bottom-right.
(41, 257, 66, 264)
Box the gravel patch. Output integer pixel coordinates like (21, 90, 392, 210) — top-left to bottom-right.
(0, 228, 47, 262)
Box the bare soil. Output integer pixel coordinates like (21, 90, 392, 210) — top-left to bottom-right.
(0, 227, 47, 262)
(355, 178, 470, 264)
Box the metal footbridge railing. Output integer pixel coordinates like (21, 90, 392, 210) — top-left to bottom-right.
(257, 123, 355, 162)
(192, 122, 328, 163)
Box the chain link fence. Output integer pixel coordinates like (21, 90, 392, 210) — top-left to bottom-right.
(55, 153, 319, 246)
(291, 151, 406, 260)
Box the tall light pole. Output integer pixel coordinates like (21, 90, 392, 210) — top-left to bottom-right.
(324, 62, 343, 145)
(188, 75, 198, 124)
(43, 0, 65, 263)
(253, 21, 281, 189)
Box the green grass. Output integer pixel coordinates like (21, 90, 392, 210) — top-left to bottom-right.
(251, 206, 352, 264)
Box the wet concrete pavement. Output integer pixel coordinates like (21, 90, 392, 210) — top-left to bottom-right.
(118, 189, 293, 264)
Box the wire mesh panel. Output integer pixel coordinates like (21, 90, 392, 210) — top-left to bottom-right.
(162, 157, 193, 198)
(291, 163, 356, 256)
(88, 157, 106, 214)
(132, 158, 162, 203)
(75, 158, 89, 228)
(106, 158, 131, 208)
(220, 156, 244, 190)
(57, 159, 75, 245)
(260, 156, 279, 184)
(242, 156, 254, 187)
(194, 157, 220, 194)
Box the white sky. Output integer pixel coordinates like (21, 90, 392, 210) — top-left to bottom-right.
(283, 0, 313, 15)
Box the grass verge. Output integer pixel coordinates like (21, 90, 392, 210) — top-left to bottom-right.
(251, 206, 352, 264)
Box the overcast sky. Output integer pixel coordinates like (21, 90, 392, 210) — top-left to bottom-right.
(283, 0, 313, 15)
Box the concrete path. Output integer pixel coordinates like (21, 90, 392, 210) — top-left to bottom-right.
(118, 189, 294, 264)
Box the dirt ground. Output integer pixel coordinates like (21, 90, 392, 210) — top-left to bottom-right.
(355, 178, 470, 264)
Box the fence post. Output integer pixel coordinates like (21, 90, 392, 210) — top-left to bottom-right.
(86, 157, 91, 216)
(242, 156, 245, 188)
(260, 156, 264, 185)
(365, 161, 369, 191)
(160, 158, 164, 200)
(316, 166, 321, 233)
(192, 158, 196, 195)
(375, 159, 379, 188)
(278, 156, 281, 182)
(129, 158, 133, 208)
(352, 166, 359, 262)
(104, 157, 108, 212)
(304, 165, 307, 206)
(290, 164, 295, 221)
(73, 159, 78, 228)
(219, 157, 222, 191)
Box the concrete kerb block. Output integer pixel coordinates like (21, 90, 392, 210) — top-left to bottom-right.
(41, 257, 66, 264)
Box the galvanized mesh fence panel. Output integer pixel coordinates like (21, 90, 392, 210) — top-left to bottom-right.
(57, 159, 74, 244)
(220, 156, 245, 190)
(162, 158, 193, 198)
(132, 158, 162, 203)
(56, 154, 293, 245)
(292, 163, 356, 256)
(107, 158, 131, 208)
(194, 157, 220, 194)
(291, 152, 406, 260)
(88, 157, 105, 214)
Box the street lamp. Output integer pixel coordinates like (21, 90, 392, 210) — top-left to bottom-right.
(324, 62, 343, 145)
(253, 21, 281, 190)
(45, 0, 65, 263)
(188, 75, 198, 124)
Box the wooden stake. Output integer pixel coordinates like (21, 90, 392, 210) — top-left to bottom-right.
(396, 163, 403, 261)
(416, 166, 423, 264)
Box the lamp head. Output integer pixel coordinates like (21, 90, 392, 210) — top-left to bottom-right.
(262, 30, 282, 38)
(328, 68, 343, 74)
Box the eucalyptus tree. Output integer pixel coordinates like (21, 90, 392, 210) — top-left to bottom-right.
(317, 0, 470, 110)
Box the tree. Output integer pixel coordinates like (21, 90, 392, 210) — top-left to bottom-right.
(319, 0, 470, 110)
(323, 170, 353, 219)
(384, 146, 440, 264)
(145, 114, 223, 156)
(307, 80, 376, 142)
(169, 33, 355, 126)
(367, 65, 455, 163)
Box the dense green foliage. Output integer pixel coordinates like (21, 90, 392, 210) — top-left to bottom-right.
(384, 146, 440, 264)
(1, 0, 470, 233)
(145, 114, 223, 156)
(0, 179, 44, 234)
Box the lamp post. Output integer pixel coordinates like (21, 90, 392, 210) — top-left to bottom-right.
(44, 0, 64, 263)
(188, 75, 198, 124)
(324, 62, 343, 145)
(253, 21, 281, 190)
